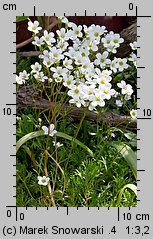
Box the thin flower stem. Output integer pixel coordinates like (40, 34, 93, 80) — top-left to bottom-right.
(52, 117, 59, 192)
(45, 150, 66, 196)
(44, 151, 56, 206)
(65, 107, 88, 170)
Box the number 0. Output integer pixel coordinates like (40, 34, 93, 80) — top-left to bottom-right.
(129, 3, 134, 10)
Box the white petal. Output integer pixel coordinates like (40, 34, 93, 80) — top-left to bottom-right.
(42, 126, 48, 135)
(49, 124, 55, 131)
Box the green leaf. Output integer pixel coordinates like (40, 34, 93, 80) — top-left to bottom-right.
(16, 131, 94, 158)
(124, 132, 137, 148)
(113, 73, 123, 83)
(16, 16, 28, 22)
(112, 142, 137, 179)
(22, 145, 36, 165)
(117, 184, 137, 205)
(16, 131, 44, 153)
(56, 132, 94, 157)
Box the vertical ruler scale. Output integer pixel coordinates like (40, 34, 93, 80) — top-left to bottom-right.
(0, 0, 153, 238)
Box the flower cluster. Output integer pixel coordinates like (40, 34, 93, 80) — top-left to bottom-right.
(16, 17, 137, 113)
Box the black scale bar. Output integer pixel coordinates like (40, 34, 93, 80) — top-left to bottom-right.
(137, 117, 151, 120)
(6, 104, 16, 106)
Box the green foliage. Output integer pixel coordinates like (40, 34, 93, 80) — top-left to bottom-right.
(16, 111, 137, 207)
(111, 142, 137, 179)
(16, 16, 28, 22)
(16, 23, 137, 207)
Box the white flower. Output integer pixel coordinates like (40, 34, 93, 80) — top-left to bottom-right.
(117, 80, 133, 96)
(117, 80, 126, 89)
(85, 24, 106, 41)
(94, 51, 111, 68)
(57, 40, 69, 52)
(63, 57, 73, 69)
(28, 21, 42, 34)
(102, 32, 114, 48)
(68, 85, 84, 101)
(130, 41, 138, 51)
(89, 90, 105, 110)
(34, 72, 48, 82)
(16, 75, 25, 85)
(115, 58, 129, 72)
(112, 33, 124, 47)
(102, 32, 123, 53)
(128, 53, 137, 67)
(43, 57, 54, 68)
(85, 39, 98, 51)
(68, 25, 83, 40)
(68, 22, 77, 29)
(53, 141, 63, 148)
(58, 16, 69, 24)
(19, 70, 30, 80)
(32, 36, 44, 46)
(94, 68, 112, 84)
(111, 133, 115, 138)
(56, 28, 69, 41)
(42, 30, 56, 45)
(102, 69, 112, 78)
(100, 85, 115, 100)
(80, 59, 94, 73)
(116, 100, 123, 107)
(110, 58, 118, 73)
(130, 109, 137, 119)
(124, 95, 131, 101)
(37, 176, 50, 186)
(42, 124, 57, 136)
(51, 66, 68, 79)
(49, 47, 64, 61)
(39, 50, 50, 59)
(63, 75, 75, 88)
(96, 75, 111, 88)
(31, 62, 42, 73)
(64, 47, 77, 59)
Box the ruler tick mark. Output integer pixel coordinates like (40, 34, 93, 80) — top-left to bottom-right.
(67, 207, 69, 215)
(117, 208, 120, 221)
(34, 6, 36, 16)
